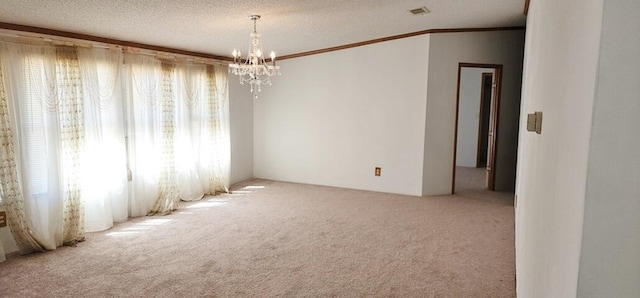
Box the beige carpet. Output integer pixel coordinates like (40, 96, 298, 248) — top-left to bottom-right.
(0, 169, 515, 297)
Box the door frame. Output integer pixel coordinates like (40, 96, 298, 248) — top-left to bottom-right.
(452, 63, 503, 193)
(476, 72, 494, 168)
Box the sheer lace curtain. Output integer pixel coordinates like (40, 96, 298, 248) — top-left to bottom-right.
(55, 46, 86, 245)
(0, 41, 230, 257)
(124, 54, 163, 216)
(0, 42, 84, 250)
(125, 55, 230, 216)
(206, 65, 230, 193)
(176, 63, 230, 198)
(77, 47, 128, 232)
(0, 47, 45, 254)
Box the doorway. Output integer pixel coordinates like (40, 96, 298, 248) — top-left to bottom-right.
(476, 72, 493, 168)
(452, 63, 502, 193)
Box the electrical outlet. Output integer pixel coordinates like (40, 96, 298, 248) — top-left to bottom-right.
(0, 211, 6, 227)
(375, 167, 381, 176)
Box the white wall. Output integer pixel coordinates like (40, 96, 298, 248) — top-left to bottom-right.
(514, 0, 604, 296)
(577, 0, 640, 296)
(229, 74, 254, 185)
(254, 36, 430, 196)
(423, 30, 525, 195)
(456, 67, 493, 167)
(254, 30, 524, 197)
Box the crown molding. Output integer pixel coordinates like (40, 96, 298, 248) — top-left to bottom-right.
(0, 21, 525, 63)
(278, 26, 525, 61)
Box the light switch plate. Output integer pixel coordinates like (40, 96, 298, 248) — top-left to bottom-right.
(526, 111, 543, 134)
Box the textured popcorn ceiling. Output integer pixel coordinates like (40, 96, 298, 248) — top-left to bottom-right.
(0, 0, 526, 58)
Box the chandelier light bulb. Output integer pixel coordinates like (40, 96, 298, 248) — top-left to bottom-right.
(270, 51, 276, 60)
(232, 49, 237, 58)
(256, 49, 262, 57)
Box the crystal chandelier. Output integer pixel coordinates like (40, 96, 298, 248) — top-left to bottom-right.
(229, 15, 280, 99)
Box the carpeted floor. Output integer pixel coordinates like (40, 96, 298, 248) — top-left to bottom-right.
(0, 167, 515, 297)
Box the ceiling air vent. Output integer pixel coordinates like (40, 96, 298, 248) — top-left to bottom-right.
(409, 7, 430, 15)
